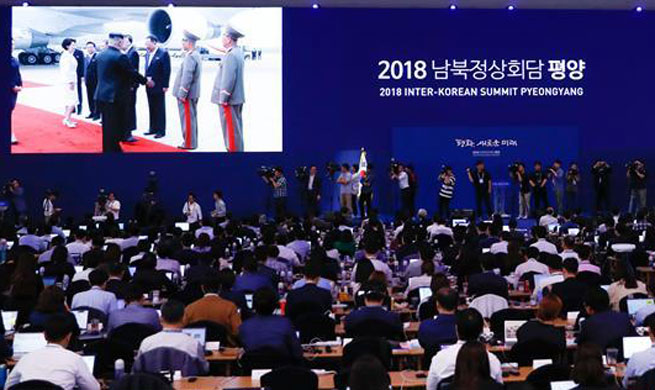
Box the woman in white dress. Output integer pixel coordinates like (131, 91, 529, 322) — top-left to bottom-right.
(59, 38, 79, 128)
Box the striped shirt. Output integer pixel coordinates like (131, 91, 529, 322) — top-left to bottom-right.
(273, 176, 288, 198)
(439, 175, 456, 199)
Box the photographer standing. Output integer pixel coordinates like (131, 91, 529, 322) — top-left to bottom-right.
(391, 163, 413, 217)
(438, 166, 455, 220)
(336, 164, 353, 215)
(549, 160, 565, 215)
(514, 163, 531, 219)
(565, 163, 581, 212)
(182, 192, 202, 224)
(105, 192, 121, 220)
(42, 191, 61, 225)
(467, 161, 492, 219)
(359, 165, 374, 219)
(350, 164, 361, 217)
(529, 161, 548, 214)
(592, 160, 612, 213)
(269, 167, 288, 221)
(627, 159, 647, 214)
(6, 179, 27, 225)
(304, 165, 321, 218)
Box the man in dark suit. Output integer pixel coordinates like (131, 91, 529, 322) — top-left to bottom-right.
(124, 34, 140, 143)
(285, 261, 332, 320)
(143, 35, 171, 139)
(344, 285, 403, 340)
(418, 288, 458, 349)
(73, 41, 85, 115)
(9, 38, 22, 145)
(578, 287, 635, 349)
(105, 263, 130, 300)
(550, 258, 589, 315)
(84, 41, 100, 120)
(94, 33, 149, 153)
(303, 165, 322, 218)
(467, 253, 509, 299)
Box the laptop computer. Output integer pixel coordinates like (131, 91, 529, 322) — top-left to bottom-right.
(504, 320, 526, 345)
(82, 355, 95, 374)
(623, 336, 651, 359)
(551, 381, 576, 390)
(42, 276, 57, 287)
(2, 311, 18, 332)
(452, 219, 469, 227)
(175, 222, 190, 231)
(73, 310, 89, 330)
(245, 294, 254, 310)
(13, 332, 47, 358)
(182, 328, 207, 348)
(418, 287, 432, 302)
(627, 298, 655, 316)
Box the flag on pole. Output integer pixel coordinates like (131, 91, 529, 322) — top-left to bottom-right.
(357, 148, 367, 197)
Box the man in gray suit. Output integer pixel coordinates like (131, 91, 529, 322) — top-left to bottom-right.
(211, 25, 245, 152)
(172, 30, 202, 150)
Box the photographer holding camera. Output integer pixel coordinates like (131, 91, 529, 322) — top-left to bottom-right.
(529, 161, 548, 214)
(4, 179, 26, 225)
(565, 162, 581, 212)
(438, 166, 455, 220)
(627, 159, 647, 214)
(510, 163, 531, 219)
(549, 159, 565, 215)
(592, 160, 612, 213)
(466, 161, 492, 219)
(390, 162, 413, 217)
(267, 167, 288, 221)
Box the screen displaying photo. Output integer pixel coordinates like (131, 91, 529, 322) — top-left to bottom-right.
(10, 6, 282, 153)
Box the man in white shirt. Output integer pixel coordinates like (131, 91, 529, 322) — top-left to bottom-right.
(426, 216, 454, 240)
(623, 314, 655, 388)
(351, 241, 393, 283)
(490, 235, 509, 255)
(71, 269, 118, 314)
(514, 247, 550, 278)
(105, 192, 121, 220)
(531, 255, 564, 301)
(427, 309, 503, 389)
(391, 163, 412, 216)
(559, 236, 579, 261)
(183, 193, 203, 224)
(5, 314, 100, 390)
(194, 218, 215, 240)
(538, 207, 558, 228)
(66, 230, 91, 262)
(529, 226, 558, 255)
(336, 164, 353, 214)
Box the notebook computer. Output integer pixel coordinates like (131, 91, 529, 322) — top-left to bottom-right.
(13, 332, 47, 358)
(418, 287, 432, 302)
(182, 328, 206, 348)
(82, 355, 95, 374)
(175, 222, 190, 231)
(73, 310, 89, 330)
(504, 320, 527, 345)
(627, 298, 655, 316)
(623, 336, 651, 359)
(2, 311, 18, 332)
(551, 381, 576, 390)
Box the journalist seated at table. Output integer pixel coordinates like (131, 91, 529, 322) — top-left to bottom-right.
(515, 293, 566, 349)
(233, 253, 274, 293)
(577, 287, 635, 349)
(238, 287, 303, 362)
(182, 276, 242, 340)
(426, 308, 503, 390)
(623, 313, 655, 388)
(71, 268, 118, 315)
(107, 284, 162, 333)
(418, 287, 458, 350)
(467, 254, 509, 299)
(285, 261, 333, 320)
(344, 284, 403, 339)
(5, 313, 100, 390)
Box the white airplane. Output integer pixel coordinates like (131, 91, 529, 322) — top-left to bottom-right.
(12, 6, 251, 65)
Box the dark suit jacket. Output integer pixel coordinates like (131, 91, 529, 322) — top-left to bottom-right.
(285, 284, 332, 320)
(344, 306, 403, 336)
(106, 278, 130, 300)
(303, 175, 322, 198)
(9, 57, 22, 110)
(578, 310, 635, 349)
(127, 47, 140, 88)
(73, 48, 85, 79)
(516, 320, 566, 349)
(467, 271, 509, 299)
(145, 48, 171, 94)
(94, 46, 146, 104)
(551, 278, 588, 314)
(85, 53, 98, 86)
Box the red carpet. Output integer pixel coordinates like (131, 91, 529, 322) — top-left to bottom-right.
(22, 81, 50, 88)
(11, 104, 186, 154)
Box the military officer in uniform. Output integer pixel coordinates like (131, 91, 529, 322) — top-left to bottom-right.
(94, 33, 150, 153)
(211, 25, 245, 152)
(10, 38, 22, 145)
(173, 30, 202, 150)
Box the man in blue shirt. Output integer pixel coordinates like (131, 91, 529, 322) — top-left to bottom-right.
(418, 288, 458, 350)
(623, 313, 655, 388)
(239, 287, 303, 362)
(71, 269, 118, 315)
(344, 285, 403, 340)
(578, 287, 635, 349)
(233, 254, 273, 293)
(107, 285, 162, 333)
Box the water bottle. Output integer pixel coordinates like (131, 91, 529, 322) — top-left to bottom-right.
(114, 359, 125, 380)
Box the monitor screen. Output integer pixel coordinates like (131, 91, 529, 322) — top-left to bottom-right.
(175, 222, 190, 231)
(418, 287, 432, 302)
(42, 276, 57, 287)
(504, 320, 526, 344)
(82, 355, 95, 374)
(623, 336, 651, 359)
(627, 299, 655, 316)
(2, 311, 18, 331)
(452, 219, 469, 227)
(73, 310, 89, 330)
(182, 328, 206, 347)
(13, 332, 47, 357)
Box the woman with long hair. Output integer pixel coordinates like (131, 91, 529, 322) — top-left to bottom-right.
(453, 341, 503, 390)
(10, 252, 44, 326)
(571, 343, 618, 388)
(608, 258, 647, 311)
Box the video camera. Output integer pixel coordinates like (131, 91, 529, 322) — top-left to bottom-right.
(257, 166, 276, 179)
(389, 158, 401, 175)
(508, 161, 522, 175)
(626, 159, 645, 172)
(325, 162, 340, 176)
(295, 166, 308, 180)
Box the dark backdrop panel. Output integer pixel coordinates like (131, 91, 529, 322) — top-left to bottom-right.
(1, 7, 654, 221)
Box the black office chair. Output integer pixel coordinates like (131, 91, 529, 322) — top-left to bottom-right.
(98, 323, 157, 376)
(261, 366, 319, 390)
(8, 380, 64, 390)
(293, 312, 335, 344)
(525, 364, 571, 390)
(489, 308, 534, 343)
(436, 375, 454, 390)
(576, 271, 602, 288)
(185, 320, 228, 344)
(510, 339, 564, 366)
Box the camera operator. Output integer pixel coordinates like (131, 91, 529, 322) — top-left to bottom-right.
(182, 192, 202, 225)
(438, 166, 455, 220)
(5, 179, 27, 225)
(359, 164, 374, 219)
(529, 161, 548, 214)
(42, 190, 61, 225)
(549, 159, 565, 215)
(592, 160, 612, 213)
(390, 162, 413, 217)
(627, 159, 647, 214)
(511, 163, 531, 219)
(105, 192, 121, 220)
(467, 161, 492, 219)
(303, 165, 321, 218)
(565, 162, 581, 212)
(268, 167, 288, 221)
(336, 164, 353, 215)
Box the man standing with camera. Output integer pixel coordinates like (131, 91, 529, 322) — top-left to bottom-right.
(627, 159, 647, 214)
(269, 167, 288, 221)
(438, 166, 455, 220)
(565, 163, 581, 212)
(359, 165, 374, 219)
(391, 163, 413, 217)
(592, 160, 612, 213)
(549, 160, 565, 215)
(467, 161, 492, 219)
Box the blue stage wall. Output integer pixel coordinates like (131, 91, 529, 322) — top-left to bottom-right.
(1, 7, 655, 220)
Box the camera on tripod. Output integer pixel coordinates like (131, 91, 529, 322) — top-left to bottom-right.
(295, 166, 308, 180)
